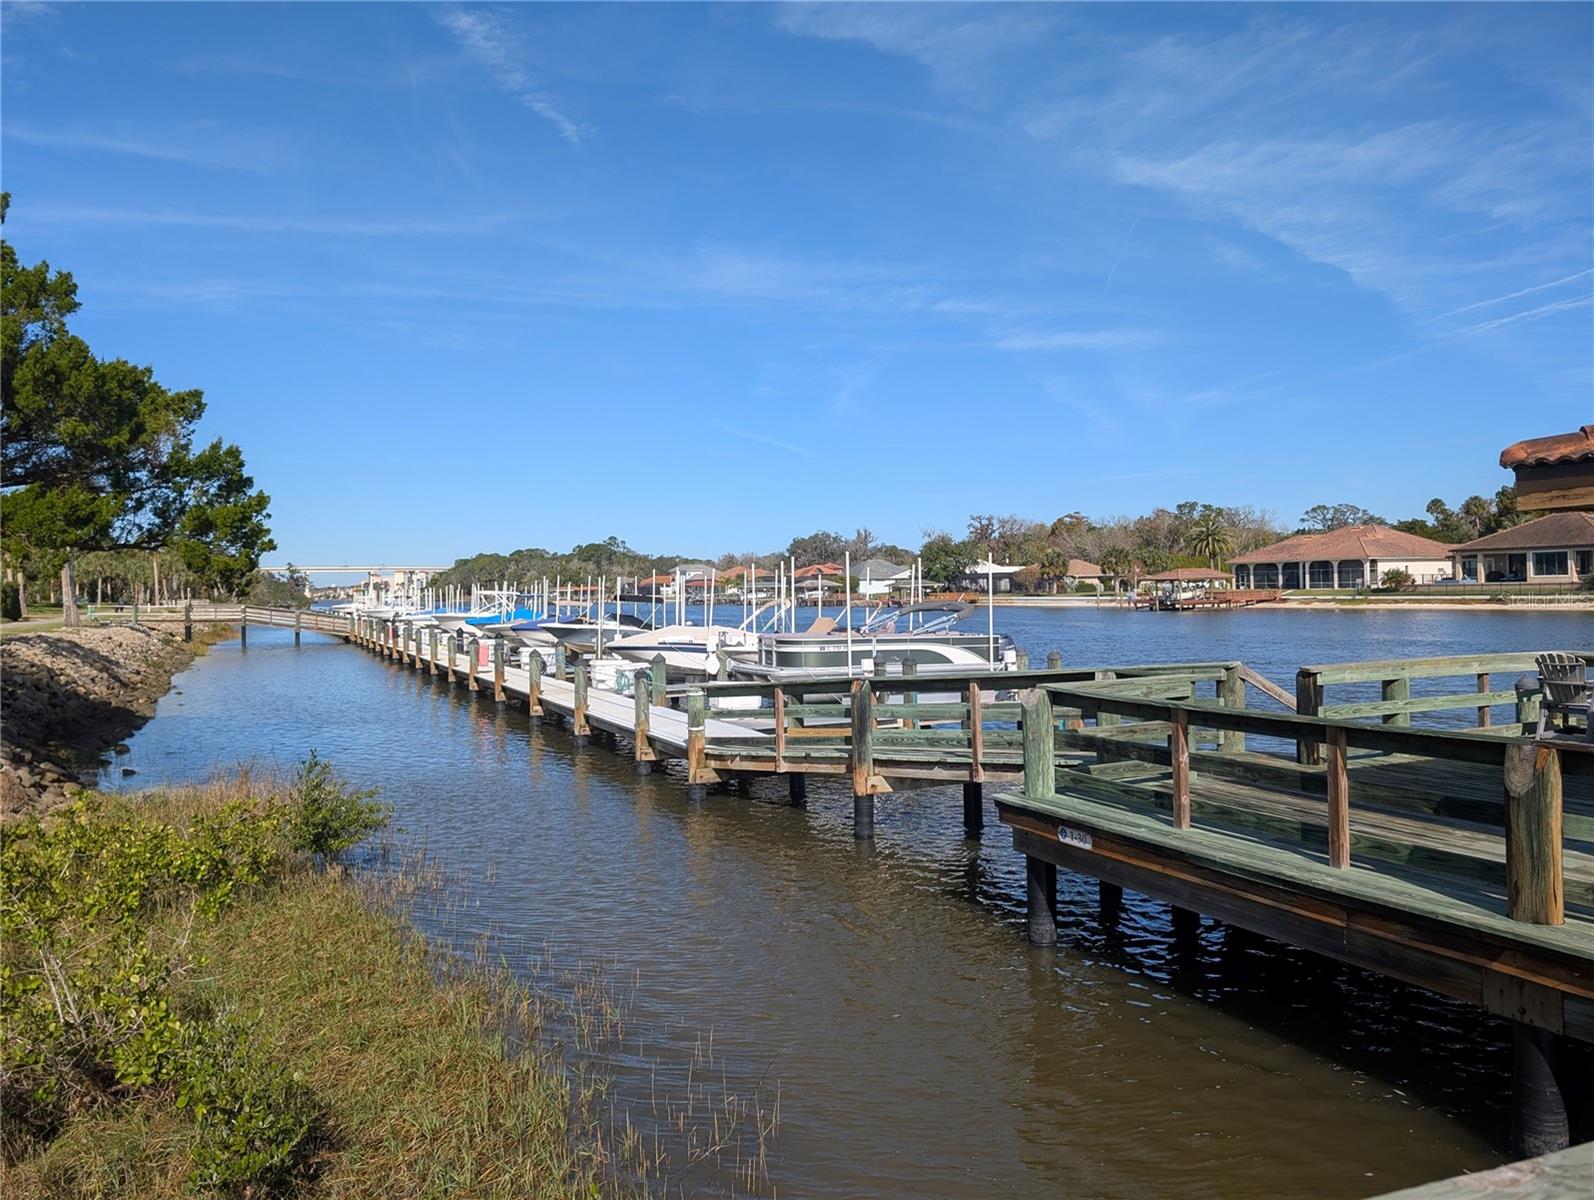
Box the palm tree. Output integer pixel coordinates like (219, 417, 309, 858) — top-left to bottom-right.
(1098, 546, 1135, 592)
(1189, 512, 1234, 569)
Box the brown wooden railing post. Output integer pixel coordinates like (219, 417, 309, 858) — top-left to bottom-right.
(1326, 726, 1350, 868)
(1022, 687, 1055, 800)
(1477, 672, 1492, 728)
(1296, 668, 1323, 764)
(1505, 743, 1564, 925)
(1169, 708, 1191, 829)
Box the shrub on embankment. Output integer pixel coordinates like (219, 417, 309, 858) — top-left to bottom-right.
(0, 758, 623, 1198)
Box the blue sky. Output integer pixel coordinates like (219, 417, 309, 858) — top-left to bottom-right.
(3, 2, 1590, 565)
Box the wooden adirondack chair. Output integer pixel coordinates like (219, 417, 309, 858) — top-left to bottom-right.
(1534, 652, 1590, 740)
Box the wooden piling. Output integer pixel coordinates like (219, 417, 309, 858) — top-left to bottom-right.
(650, 654, 667, 708)
(1218, 664, 1244, 753)
(554, 644, 567, 681)
(493, 639, 506, 704)
(967, 680, 985, 782)
(1381, 676, 1411, 727)
(1168, 708, 1191, 830)
(572, 660, 590, 742)
(428, 629, 438, 675)
(526, 649, 542, 719)
(1477, 672, 1493, 728)
(1022, 687, 1055, 800)
(850, 680, 878, 839)
(1512, 1023, 1569, 1157)
(1326, 726, 1351, 868)
(445, 633, 456, 685)
(183, 601, 193, 643)
(686, 687, 707, 800)
(962, 781, 983, 834)
(1047, 650, 1062, 670)
(787, 772, 806, 807)
(1015, 647, 1029, 672)
(239, 606, 247, 648)
(1295, 669, 1322, 764)
(1026, 856, 1057, 946)
(1505, 743, 1564, 925)
(467, 639, 479, 692)
(294, 608, 302, 646)
(633, 670, 655, 767)
(1099, 880, 1123, 926)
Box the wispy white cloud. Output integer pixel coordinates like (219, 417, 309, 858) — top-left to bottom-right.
(994, 328, 1166, 352)
(433, 7, 586, 143)
(7, 123, 283, 173)
(1428, 268, 1593, 322)
(717, 424, 814, 459)
(26, 206, 511, 237)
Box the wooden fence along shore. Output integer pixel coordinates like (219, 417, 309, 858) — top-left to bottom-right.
(96, 603, 1593, 1172)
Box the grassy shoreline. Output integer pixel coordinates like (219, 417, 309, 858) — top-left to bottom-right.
(0, 770, 632, 1198)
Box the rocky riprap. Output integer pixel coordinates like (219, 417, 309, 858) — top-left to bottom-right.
(1, 625, 198, 818)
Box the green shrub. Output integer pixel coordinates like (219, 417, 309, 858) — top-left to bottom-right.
(286, 752, 386, 862)
(2, 580, 20, 621)
(176, 1015, 323, 1195)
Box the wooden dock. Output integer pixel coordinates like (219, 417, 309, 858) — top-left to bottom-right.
(1132, 588, 1283, 611)
(111, 605, 1594, 1164)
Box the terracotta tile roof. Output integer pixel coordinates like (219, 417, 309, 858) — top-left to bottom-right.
(1501, 425, 1594, 469)
(1229, 524, 1453, 564)
(1065, 558, 1104, 576)
(1452, 512, 1594, 552)
(1145, 567, 1231, 581)
(793, 562, 844, 578)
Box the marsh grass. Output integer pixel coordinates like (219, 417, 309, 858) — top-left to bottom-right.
(3, 769, 781, 1198)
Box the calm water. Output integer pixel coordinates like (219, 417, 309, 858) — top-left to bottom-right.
(104, 607, 1593, 1197)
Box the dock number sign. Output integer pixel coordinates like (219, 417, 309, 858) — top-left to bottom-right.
(1057, 826, 1093, 851)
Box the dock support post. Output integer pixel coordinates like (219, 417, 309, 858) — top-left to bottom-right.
(1172, 905, 1201, 945)
(467, 640, 479, 692)
(650, 655, 667, 708)
(1218, 664, 1244, 753)
(183, 601, 193, 643)
(1511, 1023, 1569, 1157)
(428, 629, 438, 675)
(1022, 687, 1056, 800)
(526, 651, 542, 721)
(1295, 668, 1322, 764)
(1505, 743, 1564, 925)
(572, 660, 590, 743)
(962, 781, 984, 834)
(850, 680, 877, 840)
(554, 644, 567, 682)
(445, 634, 456, 686)
(1046, 650, 1062, 671)
(787, 773, 806, 807)
(686, 687, 707, 800)
(1025, 856, 1057, 946)
(1515, 678, 1541, 735)
(493, 639, 506, 705)
(239, 606, 247, 649)
(294, 608, 301, 646)
(1381, 676, 1411, 726)
(1015, 647, 1028, 672)
(1099, 881, 1123, 925)
(633, 669, 655, 772)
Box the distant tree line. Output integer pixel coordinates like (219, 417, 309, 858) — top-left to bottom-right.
(435, 486, 1523, 597)
(1, 194, 276, 623)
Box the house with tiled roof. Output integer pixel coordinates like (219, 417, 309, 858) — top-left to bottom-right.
(1229, 525, 1454, 589)
(1500, 424, 1594, 513)
(1451, 512, 1594, 584)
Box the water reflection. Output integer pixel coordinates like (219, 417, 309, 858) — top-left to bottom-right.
(100, 608, 1594, 1197)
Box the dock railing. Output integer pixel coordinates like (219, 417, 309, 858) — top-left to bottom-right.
(1026, 676, 1590, 927)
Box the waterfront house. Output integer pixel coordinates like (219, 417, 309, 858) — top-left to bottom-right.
(1450, 512, 1594, 584)
(1063, 558, 1107, 592)
(1500, 424, 1594, 513)
(852, 558, 911, 597)
(1229, 525, 1453, 589)
(951, 559, 1026, 594)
